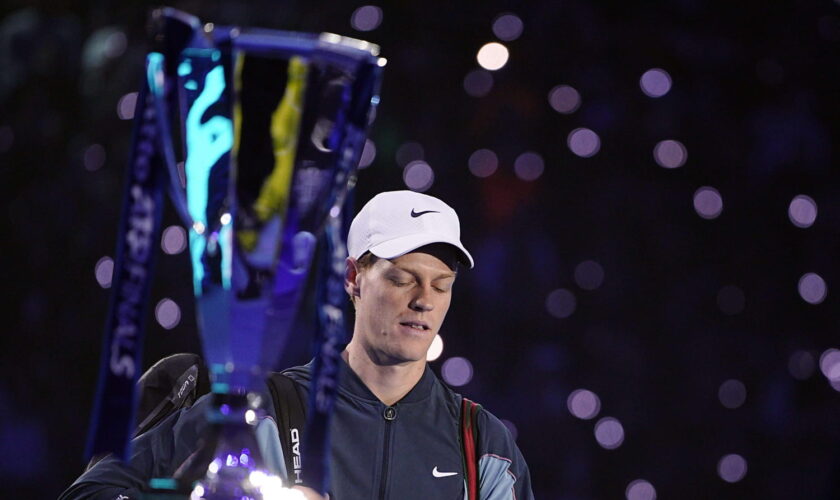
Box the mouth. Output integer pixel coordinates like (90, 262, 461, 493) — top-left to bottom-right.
(399, 321, 430, 332)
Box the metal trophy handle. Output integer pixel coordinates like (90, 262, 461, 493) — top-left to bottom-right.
(85, 7, 383, 499)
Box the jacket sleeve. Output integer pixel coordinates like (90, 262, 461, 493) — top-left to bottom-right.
(58, 393, 214, 500)
(476, 408, 534, 500)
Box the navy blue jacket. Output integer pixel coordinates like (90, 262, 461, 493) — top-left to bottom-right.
(61, 359, 534, 500)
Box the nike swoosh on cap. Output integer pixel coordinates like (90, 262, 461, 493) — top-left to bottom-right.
(432, 466, 459, 478)
(410, 208, 440, 217)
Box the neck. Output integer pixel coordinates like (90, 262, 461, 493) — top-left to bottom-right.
(342, 345, 426, 406)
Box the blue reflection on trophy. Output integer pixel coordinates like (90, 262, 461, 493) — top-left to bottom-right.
(130, 7, 382, 498)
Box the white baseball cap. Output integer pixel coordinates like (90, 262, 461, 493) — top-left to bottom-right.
(347, 190, 474, 268)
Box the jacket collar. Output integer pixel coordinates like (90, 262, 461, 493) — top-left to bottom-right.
(335, 355, 436, 405)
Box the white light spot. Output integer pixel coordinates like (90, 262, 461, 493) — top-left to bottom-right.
(798, 272, 827, 304)
(574, 260, 604, 290)
(155, 298, 181, 330)
(350, 5, 383, 32)
(329, 205, 341, 218)
(463, 69, 494, 97)
(441, 357, 473, 386)
(190, 483, 205, 499)
(468, 149, 498, 178)
(640, 68, 672, 98)
(718, 379, 747, 409)
(788, 195, 817, 228)
(359, 139, 376, 168)
(117, 92, 138, 120)
(693, 186, 723, 219)
(492, 13, 524, 41)
(567, 128, 601, 158)
(819, 349, 840, 382)
(477, 42, 509, 71)
(594, 416, 624, 449)
(193, 221, 206, 235)
(403, 160, 434, 192)
(426, 334, 444, 362)
(653, 140, 687, 169)
(717, 454, 748, 483)
(546, 288, 577, 318)
(245, 409, 256, 424)
(95, 256, 114, 288)
(395, 141, 424, 167)
(513, 151, 544, 181)
(788, 350, 815, 380)
(161, 225, 188, 255)
(84, 144, 106, 171)
(626, 479, 657, 500)
(567, 389, 601, 420)
(548, 85, 581, 114)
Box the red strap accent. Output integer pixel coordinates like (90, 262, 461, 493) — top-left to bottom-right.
(462, 398, 479, 500)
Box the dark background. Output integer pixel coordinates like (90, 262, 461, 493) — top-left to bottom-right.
(2, 1, 839, 498)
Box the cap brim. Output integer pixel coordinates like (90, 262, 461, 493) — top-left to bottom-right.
(368, 233, 474, 269)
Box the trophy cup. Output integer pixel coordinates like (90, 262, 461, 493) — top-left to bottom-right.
(85, 7, 384, 499)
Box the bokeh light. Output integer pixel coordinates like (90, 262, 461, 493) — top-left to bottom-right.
(788, 350, 816, 380)
(718, 379, 746, 409)
(798, 272, 827, 304)
(626, 479, 657, 500)
(594, 417, 625, 450)
(426, 334, 444, 362)
(350, 5, 383, 32)
(492, 13, 524, 41)
(717, 454, 748, 483)
(717, 285, 745, 315)
(548, 85, 581, 114)
(468, 149, 498, 178)
(359, 139, 376, 168)
(94, 256, 114, 289)
(546, 288, 577, 319)
(640, 68, 672, 97)
(567, 128, 601, 158)
(819, 348, 840, 382)
(155, 298, 181, 330)
(693, 186, 723, 219)
(161, 225, 188, 255)
(84, 144, 106, 171)
(788, 195, 817, 228)
(395, 141, 424, 167)
(567, 389, 601, 420)
(117, 92, 138, 120)
(653, 140, 687, 168)
(463, 69, 494, 97)
(513, 151, 544, 181)
(441, 357, 473, 386)
(476, 42, 509, 71)
(574, 260, 604, 291)
(403, 160, 434, 192)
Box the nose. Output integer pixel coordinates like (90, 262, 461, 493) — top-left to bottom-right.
(409, 285, 434, 312)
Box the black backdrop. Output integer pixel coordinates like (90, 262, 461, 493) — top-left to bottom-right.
(2, 1, 839, 498)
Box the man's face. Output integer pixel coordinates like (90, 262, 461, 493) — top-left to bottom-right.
(348, 250, 456, 366)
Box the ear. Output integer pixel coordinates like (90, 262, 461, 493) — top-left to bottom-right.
(344, 257, 361, 299)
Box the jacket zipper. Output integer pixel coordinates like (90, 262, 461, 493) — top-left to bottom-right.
(379, 405, 396, 500)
